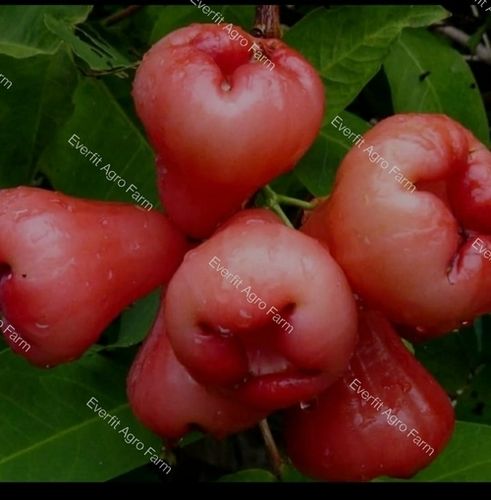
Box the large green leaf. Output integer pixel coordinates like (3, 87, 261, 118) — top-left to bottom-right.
(38, 77, 158, 209)
(0, 49, 79, 187)
(379, 421, 491, 481)
(455, 365, 491, 426)
(384, 28, 489, 145)
(44, 15, 135, 74)
(284, 5, 449, 120)
(109, 290, 161, 349)
(414, 326, 480, 396)
(294, 111, 371, 196)
(0, 349, 161, 481)
(0, 6, 91, 58)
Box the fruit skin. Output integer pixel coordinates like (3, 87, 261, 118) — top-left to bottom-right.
(302, 113, 491, 337)
(133, 23, 325, 238)
(284, 307, 455, 482)
(127, 300, 266, 441)
(448, 131, 491, 233)
(0, 186, 188, 367)
(164, 208, 357, 411)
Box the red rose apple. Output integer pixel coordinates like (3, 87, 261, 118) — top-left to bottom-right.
(303, 113, 491, 337)
(127, 300, 266, 441)
(285, 307, 455, 481)
(0, 187, 187, 366)
(133, 23, 324, 238)
(164, 209, 357, 411)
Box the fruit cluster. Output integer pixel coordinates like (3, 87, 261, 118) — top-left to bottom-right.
(2, 22, 491, 481)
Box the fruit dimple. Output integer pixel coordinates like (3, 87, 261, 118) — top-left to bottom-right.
(0, 263, 12, 285)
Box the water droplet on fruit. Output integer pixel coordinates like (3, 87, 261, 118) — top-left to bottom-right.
(107, 270, 113, 280)
(399, 381, 412, 393)
(415, 326, 425, 333)
(353, 413, 363, 426)
(12, 209, 29, 221)
(35, 323, 49, 329)
(299, 401, 312, 410)
(217, 325, 231, 336)
(239, 309, 252, 319)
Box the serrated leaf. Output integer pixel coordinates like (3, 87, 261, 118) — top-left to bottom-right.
(0, 49, 79, 187)
(284, 5, 449, 120)
(0, 349, 161, 481)
(294, 111, 371, 196)
(38, 77, 158, 209)
(0, 6, 91, 58)
(384, 28, 489, 145)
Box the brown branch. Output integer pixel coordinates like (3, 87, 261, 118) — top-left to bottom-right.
(254, 5, 281, 39)
(102, 5, 143, 27)
(434, 25, 491, 65)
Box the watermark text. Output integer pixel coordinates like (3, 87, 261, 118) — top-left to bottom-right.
(349, 378, 435, 456)
(209, 255, 294, 334)
(86, 396, 171, 474)
(68, 134, 153, 211)
(331, 115, 416, 193)
(0, 73, 12, 90)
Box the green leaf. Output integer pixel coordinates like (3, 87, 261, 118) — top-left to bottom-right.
(294, 111, 371, 196)
(378, 421, 491, 481)
(467, 15, 491, 53)
(455, 365, 491, 426)
(284, 5, 449, 120)
(0, 6, 91, 58)
(0, 350, 161, 481)
(218, 468, 277, 482)
(44, 15, 135, 75)
(150, 5, 254, 44)
(38, 77, 158, 209)
(280, 464, 313, 482)
(0, 49, 79, 187)
(414, 327, 480, 396)
(109, 290, 161, 349)
(384, 28, 489, 145)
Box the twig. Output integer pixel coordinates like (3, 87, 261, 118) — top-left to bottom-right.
(471, 4, 491, 49)
(259, 419, 283, 479)
(102, 5, 143, 26)
(254, 5, 281, 39)
(434, 25, 491, 65)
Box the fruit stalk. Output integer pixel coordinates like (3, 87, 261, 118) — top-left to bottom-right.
(254, 5, 281, 39)
(259, 419, 283, 479)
